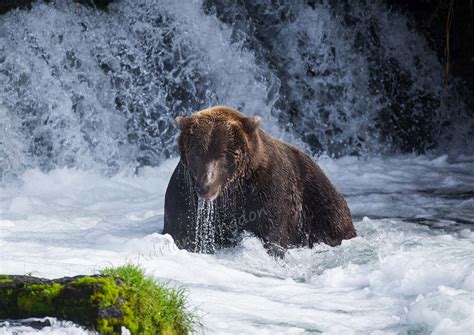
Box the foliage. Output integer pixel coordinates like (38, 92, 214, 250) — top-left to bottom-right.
(0, 265, 195, 334)
(100, 264, 195, 335)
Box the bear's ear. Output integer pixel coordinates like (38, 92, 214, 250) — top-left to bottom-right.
(241, 116, 261, 134)
(175, 116, 193, 130)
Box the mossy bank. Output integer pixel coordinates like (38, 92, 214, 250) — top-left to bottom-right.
(0, 265, 194, 334)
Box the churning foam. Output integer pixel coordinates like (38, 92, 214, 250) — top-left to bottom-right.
(0, 155, 472, 334)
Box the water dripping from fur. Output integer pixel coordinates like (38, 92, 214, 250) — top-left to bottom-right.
(194, 199, 216, 253)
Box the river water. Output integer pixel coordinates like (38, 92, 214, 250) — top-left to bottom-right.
(0, 1, 473, 334)
(1, 155, 473, 334)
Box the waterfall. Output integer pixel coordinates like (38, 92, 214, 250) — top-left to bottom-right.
(0, 0, 471, 182)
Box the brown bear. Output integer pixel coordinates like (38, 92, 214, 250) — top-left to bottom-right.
(163, 106, 356, 254)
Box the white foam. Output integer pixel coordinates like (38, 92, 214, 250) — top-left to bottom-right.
(0, 155, 473, 334)
(0, 318, 92, 335)
(406, 287, 474, 335)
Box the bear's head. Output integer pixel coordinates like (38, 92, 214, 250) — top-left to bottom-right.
(176, 106, 261, 201)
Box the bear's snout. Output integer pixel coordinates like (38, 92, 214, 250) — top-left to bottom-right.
(196, 182, 210, 197)
(195, 161, 220, 201)
(195, 181, 219, 201)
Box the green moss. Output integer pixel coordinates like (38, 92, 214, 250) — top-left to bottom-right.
(0, 265, 195, 334)
(70, 275, 138, 333)
(73, 276, 121, 307)
(0, 275, 13, 284)
(100, 264, 195, 335)
(0, 286, 18, 318)
(17, 283, 62, 316)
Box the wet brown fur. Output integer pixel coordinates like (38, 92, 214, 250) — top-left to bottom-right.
(163, 106, 356, 254)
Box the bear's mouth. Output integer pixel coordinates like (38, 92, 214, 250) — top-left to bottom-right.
(196, 187, 220, 202)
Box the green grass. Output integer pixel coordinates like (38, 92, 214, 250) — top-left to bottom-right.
(99, 264, 195, 335)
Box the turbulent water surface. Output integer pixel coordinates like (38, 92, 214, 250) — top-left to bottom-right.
(1, 155, 473, 334)
(0, 0, 473, 334)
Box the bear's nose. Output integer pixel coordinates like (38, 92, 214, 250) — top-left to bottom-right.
(196, 183, 210, 197)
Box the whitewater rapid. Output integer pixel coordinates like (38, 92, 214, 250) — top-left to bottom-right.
(1, 155, 473, 334)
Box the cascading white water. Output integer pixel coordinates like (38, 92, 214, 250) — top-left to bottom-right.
(0, 0, 471, 183)
(204, 0, 472, 155)
(0, 0, 287, 183)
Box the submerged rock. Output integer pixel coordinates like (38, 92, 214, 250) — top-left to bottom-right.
(0, 265, 194, 334)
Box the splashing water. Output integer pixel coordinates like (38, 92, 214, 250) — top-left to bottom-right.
(0, 0, 472, 183)
(0, 156, 473, 334)
(0, 318, 90, 335)
(205, 0, 473, 155)
(194, 199, 216, 253)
